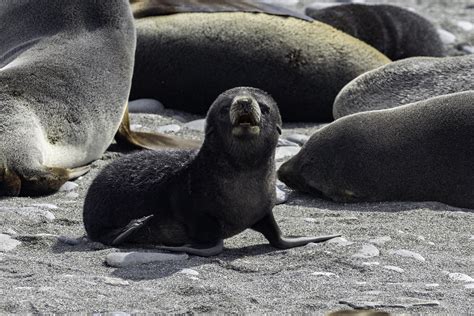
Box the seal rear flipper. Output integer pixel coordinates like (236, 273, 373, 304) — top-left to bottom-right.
(252, 213, 341, 249)
(153, 240, 224, 257)
(116, 106, 201, 150)
(66, 165, 91, 180)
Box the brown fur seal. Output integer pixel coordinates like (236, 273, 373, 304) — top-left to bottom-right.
(129, 0, 390, 122)
(0, 0, 196, 197)
(278, 91, 474, 209)
(306, 4, 444, 61)
(333, 55, 474, 118)
(83, 87, 340, 256)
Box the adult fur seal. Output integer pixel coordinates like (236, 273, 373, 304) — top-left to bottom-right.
(306, 4, 444, 60)
(83, 87, 340, 256)
(129, 0, 390, 122)
(278, 91, 474, 209)
(333, 55, 474, 118)
(0, 0, 195, 197)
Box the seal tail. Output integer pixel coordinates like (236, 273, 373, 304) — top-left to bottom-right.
(115, 105, 201, 150)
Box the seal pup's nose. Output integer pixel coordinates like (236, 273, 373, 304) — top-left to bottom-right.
(230, 95, 261, 137)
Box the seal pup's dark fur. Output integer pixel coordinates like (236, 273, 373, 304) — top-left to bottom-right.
(83, 87, 339, 256)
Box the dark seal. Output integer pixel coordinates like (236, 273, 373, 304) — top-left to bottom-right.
(278, 91, 474, 209)
(83, 87, 339, 256)
(306, 4, 444, 60)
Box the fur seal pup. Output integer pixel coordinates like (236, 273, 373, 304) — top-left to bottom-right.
(83, 87, 340, 256)
(333, 55, 474, 118)
(278, 91, 474, 209)
(129, 0, 390, 122)
(305, 4, 444, 61)
(0, 0, 196, 197)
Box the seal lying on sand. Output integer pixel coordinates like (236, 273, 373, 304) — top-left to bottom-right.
(333, 55, 474, 118)
(129, 0, 390, 122)
(0, 0, 196, 197)
(278, 91, 474, 209)
(306, 4, 444, 61)
(84, 87, 340, 256)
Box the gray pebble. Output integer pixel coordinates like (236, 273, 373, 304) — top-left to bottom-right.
(155, 124, 181, 133)
(327, 237, 354, 247)
(383, 265, 404, 273)
(101, 276, 130, 286)
(275, 186, 289, 205)
(58, 236, 84, 246)
(0, 207, 55, 222)
(352, 244, 380, 258)
(362, 261, 380, 266)
(425, 283, 439, 288)
(465, 283, 474, 289)
(277, 138, 300, 147)
(31, 203, 58, 210)
(437, 29, 457, 44)
(59, 181, 78, 192)
(183, 119, 206, 132)
(128, 98, 165, 114)
(389, 249, 425, 262)
(460, 44, 474, 54)
(447, 272, 474, 283)
(284, 133, 310, 146)
(275, 146, 301, 160)
(0, 233, 21, 252)
(106, 251, 189, 268)
(311, 271, 338, 277)
(65, 192, 80, 199)
(179, 268, 199, 276)
(456, 21, 473, 31)
(369, 236, 392, 245)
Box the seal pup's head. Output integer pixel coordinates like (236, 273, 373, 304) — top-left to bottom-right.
(204, 87, 282, 165)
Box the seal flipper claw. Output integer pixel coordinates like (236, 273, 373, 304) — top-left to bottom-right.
(154, 240, 224, 257)
(116, 105, 201, 150)
(252, 213, 340, 249)
(111, 215, 155, 246)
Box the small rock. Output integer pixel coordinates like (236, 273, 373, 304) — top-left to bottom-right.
(128, 98, 165, 114)
(447, 272, 474, 283)
(183, 119, 206, 132)
(311, 271, 338, 277)
(179, 268, 199, 276)
(362, 261, 380, 266)
(275, 146, 300, 160)
(327, 237, 354, 247)
(369, 236, 392, 245)
(106, 252, 188, 267)
(275, 186, 289, 205)
(31, 203, 58, 210)
(285, 134, 310, 146)
(130, 124, 143, 130)
(0, 207, 55, 222)
(425, 283, 439, 288)
(352, 244, 380, 259)
(355, 281, 367, 285)
(470, 235, 474, 240)
(0, 233, 21, 252)
(389, 249, 425, 262)
(304, 218, 318, 223)
(437, 29, 456, 45)
(59, 181, 78, 192)
(58, 236, 83, 246)
(465, 283, 474, 289)
(277, 138, 299, 147)
(457, 21, 473, 31)
(459, 45, 474, 54)
(65, 192, 80, 199)
(156, 124, 181, 133)
(384, 265, 404, 273)
(101, 277, 130, 286)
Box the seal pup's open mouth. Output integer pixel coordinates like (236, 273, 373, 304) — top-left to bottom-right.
(230, 95, 261, 137)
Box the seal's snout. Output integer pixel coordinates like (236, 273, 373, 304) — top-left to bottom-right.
(230, 95, 261, 137)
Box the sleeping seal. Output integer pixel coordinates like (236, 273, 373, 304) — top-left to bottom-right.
(129, 0, 390, 122)
(278, 91, 474, 209)
(306, 4, 444, 61)
(333, 55, 474, 118)
(0, 0, 195, 197)
(83, 87, 340, 256)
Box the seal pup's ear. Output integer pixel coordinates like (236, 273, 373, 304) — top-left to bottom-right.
(276, 125, 282, 135)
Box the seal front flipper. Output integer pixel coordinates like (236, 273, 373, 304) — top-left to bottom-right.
(110, 215, 155, 246)
(154, 240, 224, 257)
(115, 105, 201, 150)
(252, 213, 341, 249)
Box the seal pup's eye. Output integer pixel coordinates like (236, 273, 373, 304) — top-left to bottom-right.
(220, 104, 231, 115)
(259, 103, 270, 114)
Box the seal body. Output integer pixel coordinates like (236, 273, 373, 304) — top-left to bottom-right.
(130, 1, 390, 122)
(278, 91, 474, 209)
(333, 55, 474, 118)
(84, 87, 339, 255)
(0, 0, 135, 196)
(306, 4, 444, 60)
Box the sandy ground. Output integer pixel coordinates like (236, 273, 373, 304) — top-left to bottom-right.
(1, 0, 473, 314)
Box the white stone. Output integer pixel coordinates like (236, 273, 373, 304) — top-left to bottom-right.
(58, 236, 83, 245)
(304, 218, 317, 223)
(285, 134, 310, 146)
(156, 124, 181, 133)
(183, 119, 206, 132)
(384, 265, 404, 273)
(425, 283, 439, 288)
(461, 45, 474, 54)
(369, 236, 392, 245)
(275, 186, 289, 205)
(179, 268, 199, 276)
(101, 277, 130, 286)
(0, 207, 55, 222)
(447, 272, 474, 283)
(275, 146, 300, 160)
(457, 21, 473, 31)
(0, 234, 21, 252)
(65, 192, 79, 199)
(128, 98, 165, 114)
(59, 181, 78, 192)
(352, 244, 380, 258)
(389, 249, 425, 262)
(465, 283, 474, 289)
(31, 203, 58, 210)
(311, 271, 338, 277)
(362, 261, 380, 266)
(106, 252, 188, 267)
(437, 29, 456, 45)
(327, 237, 354, 247)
